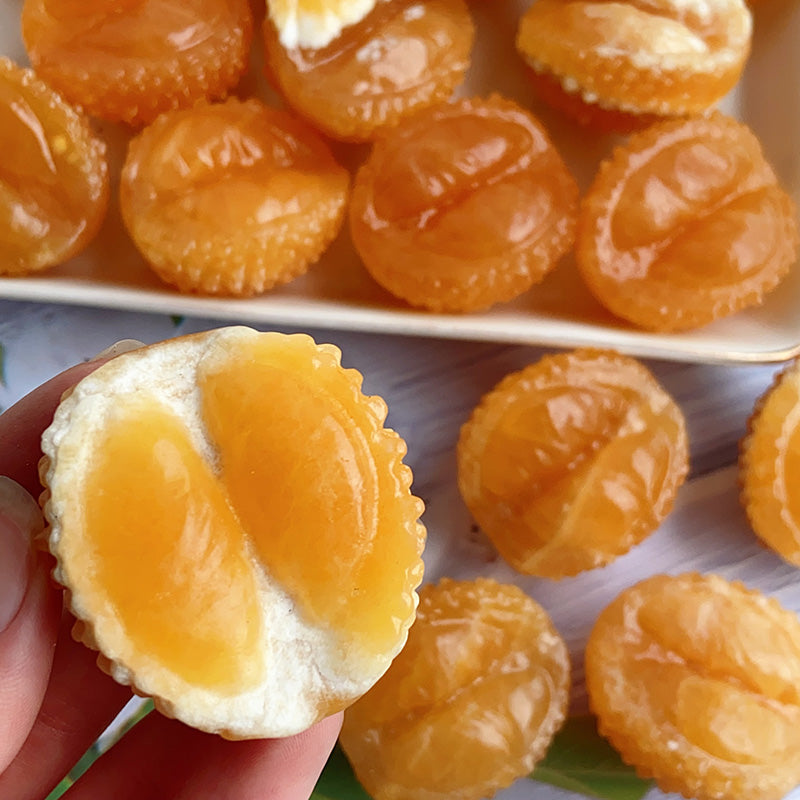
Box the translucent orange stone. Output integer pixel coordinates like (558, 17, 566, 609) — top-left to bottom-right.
(0, 58, 108, 276)
(21, 0, 253, 126)
(120, 97, 350, 296)
(340, 577, 570, 800)
(263, 0, 475, 142)
(457, 349, 689, 578)
(349, 95, 579, 312)
(198, 332, 425, 661)
(740, 359, 800, 567)
(516, 0, 752, 127)
(41, 327, 426, 738)
(78, 398, 264, 694)
(586, 573, 800, 800)
(576, 114, 799, 331)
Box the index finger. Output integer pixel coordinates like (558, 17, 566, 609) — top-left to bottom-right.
(0, 361, 103, 496)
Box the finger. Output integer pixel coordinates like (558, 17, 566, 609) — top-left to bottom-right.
(0, 361, 101, 497)
(0, 610, 133, 800)
(0, 478, 61, 774)
(0, 359, 108, 772)
(69, 711, 343, 800)
(0, 338, 144, 496)
(0, 341, 144, 787)
(89, 712, 343, 800)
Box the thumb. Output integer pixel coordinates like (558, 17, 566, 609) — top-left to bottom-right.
(0, 477, 60, 774)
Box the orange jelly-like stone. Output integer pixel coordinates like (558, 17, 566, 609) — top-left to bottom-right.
(740, 359, 800, 567)
(586, 573, 800, 800)
(576, 114, 799, 332)
(516, 0, 752, 126)
(349, 95, 579, 313)
(263, 0, 475, 142)
(198, 333, 423, 657)
(79, 398, 264, 693)
(0, 58, 109, 276)
(457, 349, 689, 578)
(120, 97, 350, 297)
(42, 328, 425, 737)
(21, 0, 253, 126)
(340, 577, 570, 800)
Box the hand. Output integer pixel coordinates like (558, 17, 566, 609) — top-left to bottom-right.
(0, 354, 342, 800)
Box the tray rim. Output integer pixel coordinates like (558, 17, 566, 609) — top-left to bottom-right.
(2, 276, 799, 366)
(2, 0, 799, 368)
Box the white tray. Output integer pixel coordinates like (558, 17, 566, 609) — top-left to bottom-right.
(1, 0, 799, 365)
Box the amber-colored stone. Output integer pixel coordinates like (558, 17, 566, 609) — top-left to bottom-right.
(741, 359, 800, 567)
(340, 577, 570, 800)
(120, 97, 350, 296)
(41, 327, 426, 738)
(576, 114, 798, 331)
(22, 0, 253, 126)
(586, 573, 800, 800)
(0, 58, 108, 276)
(458, 349, 689, 578)
(263, 0, 475, 141)
(516, 0, 752, 127)
(349, 95, 579, 312)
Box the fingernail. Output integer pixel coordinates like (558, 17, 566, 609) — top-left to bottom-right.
(0, 477, 44, 633)
(89, 339, 145, 362)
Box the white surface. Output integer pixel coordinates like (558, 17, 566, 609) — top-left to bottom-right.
(1, 1, 800, 364)
(1, 300, 800, 799)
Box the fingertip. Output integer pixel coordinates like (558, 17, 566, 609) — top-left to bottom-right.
(258, 713, 344, 800)
(292, 711, 344, 763)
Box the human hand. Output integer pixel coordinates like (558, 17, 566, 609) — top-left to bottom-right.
(0, 350, 342, 800)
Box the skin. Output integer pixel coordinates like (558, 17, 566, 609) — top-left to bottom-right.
(0, 358, 342, 800)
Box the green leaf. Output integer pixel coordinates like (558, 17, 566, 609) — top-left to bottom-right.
(170, 315, 185, 327)
(105, 699, 154, 748)
(68, 742, 103, 783)
(44, 699, 155, 800)
(43, 744, 100, 800)
(45, 777, 73, 800)
(531, 716, 652, 800)
(311, 745, 372, 800)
